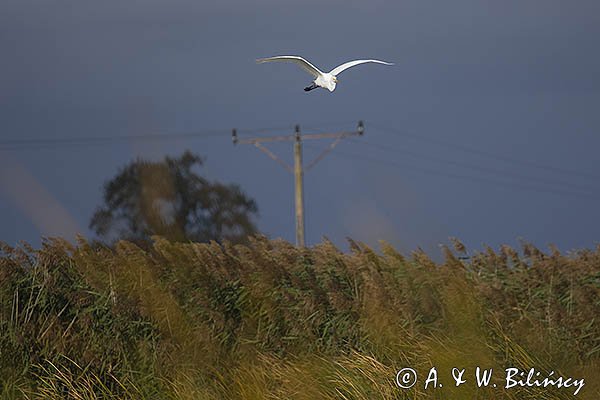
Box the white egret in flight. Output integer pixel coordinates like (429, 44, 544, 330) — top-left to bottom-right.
(256, 55, 393, 92)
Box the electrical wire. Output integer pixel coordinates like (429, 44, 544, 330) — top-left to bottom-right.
(303, 142, 600, 201)
(368, 122, 600, 181)
(345, 137, 597, 194)
(0, 130, 228, 151)
(1, 120, 598, 202)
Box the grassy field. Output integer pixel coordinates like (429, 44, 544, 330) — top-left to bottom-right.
(1, 236, 598, 399)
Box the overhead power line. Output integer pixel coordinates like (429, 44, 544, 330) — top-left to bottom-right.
(1, 119, 597, 200)
(0, 124, 307, 151)
(345, 137, 597, 194)
(369, 123, 600, 181)
(0, 130, 228, 151)
(302, 143, 600, 201)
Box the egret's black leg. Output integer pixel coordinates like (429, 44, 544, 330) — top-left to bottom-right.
(304, 83, 318, 91)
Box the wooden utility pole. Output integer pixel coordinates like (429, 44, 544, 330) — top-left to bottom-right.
(233, 121, 364, 247)
(293, 125, 305, 246)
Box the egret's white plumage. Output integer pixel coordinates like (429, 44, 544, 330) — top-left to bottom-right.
(256, 55, 393, 92)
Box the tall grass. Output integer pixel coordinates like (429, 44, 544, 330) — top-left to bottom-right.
(1, 237, 598, 398)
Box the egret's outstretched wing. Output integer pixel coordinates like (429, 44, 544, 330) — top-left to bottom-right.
(329, 59, 393, 76)
(256, 56, 323, 77)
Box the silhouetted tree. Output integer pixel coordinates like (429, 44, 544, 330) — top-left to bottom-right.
(90, 151, 258, 244)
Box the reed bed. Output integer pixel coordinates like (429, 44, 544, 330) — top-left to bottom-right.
(1, 237, 598, 399)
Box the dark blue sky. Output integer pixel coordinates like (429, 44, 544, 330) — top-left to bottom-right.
(1, 0, 599, 255)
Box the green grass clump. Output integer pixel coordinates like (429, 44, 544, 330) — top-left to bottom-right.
(0, 237, 598, 399)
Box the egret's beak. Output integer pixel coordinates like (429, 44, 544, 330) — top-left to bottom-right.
(333, 76, 338, 83)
